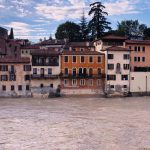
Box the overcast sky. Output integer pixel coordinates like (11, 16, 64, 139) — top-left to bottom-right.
(0, 0, 150, 42)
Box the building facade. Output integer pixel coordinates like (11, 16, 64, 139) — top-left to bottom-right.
(125, 40, 150, 72)
(0, 57, 31, 97)
(103, 46, 131, 95)
(30, 50, 61, 97)
(61, 51, 105, 95)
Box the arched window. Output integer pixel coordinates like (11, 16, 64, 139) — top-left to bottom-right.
(72, 68, 76, 76)
(83, 68, 87, 75)
(64, 68, 68, 75)
(89, 68, 93, 76)
(116, 63, 121, 73)
(79, 68, 82, 76)
(97, 68, 101, 75)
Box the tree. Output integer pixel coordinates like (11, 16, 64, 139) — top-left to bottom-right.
(88, 2, 111, 40)
(79, 9, 89, 41)
(9, 28, 14, 39)
(117, 20, 147, 39)
(55, 21, 81, 42)
(144, 28, 150, 40)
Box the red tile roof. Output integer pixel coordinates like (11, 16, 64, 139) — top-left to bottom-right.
(63, 50, 104, 55)
(0, 57, 30, 63)
(102, 35, 127, 40)
(31, 49, 61, 56)
(126, 40, 150, 45)
(103, 46, 131, 51)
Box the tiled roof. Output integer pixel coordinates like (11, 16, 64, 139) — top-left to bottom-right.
(103, 46, 131, 51)
(126, 40, 150, 45)
(63, 50, 104, 55)
(102, 35, 127, 40)
(0, 57, 30, 63)
(31, 49, 61, 55)
(21, 45, 40, 49)
(67, 42, 94, 47)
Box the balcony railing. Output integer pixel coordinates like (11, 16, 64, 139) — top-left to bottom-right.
(61, 73, 106, 79)
(31, 74, 59, 79)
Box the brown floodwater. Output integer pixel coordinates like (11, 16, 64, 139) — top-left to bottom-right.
(0, 96, 150, 150)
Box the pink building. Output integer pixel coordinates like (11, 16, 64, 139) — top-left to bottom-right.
(126, 40, 150, 72)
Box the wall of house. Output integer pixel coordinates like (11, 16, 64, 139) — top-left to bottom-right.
(0, 63, 31, 97)
(126, 44, 150, 71)
(130, 72, 150, 93)
(106, 51, 130, 93)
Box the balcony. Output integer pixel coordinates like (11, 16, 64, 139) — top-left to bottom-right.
(31, 74, 59, 79)
(9, 69, 16, 74)
(61, 73, 105, 79)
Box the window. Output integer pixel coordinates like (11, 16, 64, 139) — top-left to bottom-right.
(50, 84, 53, 88)
(0, 65, 8, 71)
(134, 57, 137, 62)
(11, 85, 15, 91)
(40, 84, 44, 88)
(33, 68, 37, 74)
(18, 85, 22, 91)
(89, 56, 93, 63)
(123, 54, 130, 60)
(48, 68, 52, 75)
(108, 54, 113, 59)
(81, 56, 84, 63)
(89, 68, 93, 76)
(97, 79, 101, 86)
(121, 75, 128, 80)
(142, 57, 145, 62)
(10, 65, 15, 73)
(129, 46, 131, 50)
(138, 57, 140, 62)
(88, 79, 93, 86)
(134, 46, 137, 52)
(1, 75, 8, 81)
(80, 79, 85, 86)
(64, 56, 68, 63)
(24, 65, 31, 71)
(142, 47, 145, 52)
(110, 85, 114, 88)
(131, 77, 134, 80)
(64, 68, 68, 75)
(72, 79, 77, 86)
(97, 68, 101, 75)
(26, 85, 30, 91)
(107, 75, 116, 80)
(83, 68, 87, 75)
(2, 85, 6, 91)
(72, 68, 76, 76)
(123, 64, 130, 70)
(24, 75, 30, 81)
(123, 85, 127, 88)
(79, 68, 83, 75)
(138, 46, 140, 52)
(73, 56, 76, 63)
(108, 64, 114, 70)
(10, 75, 16, 81)
(98, 56, 101, 63)
(64, 79, 68, 86)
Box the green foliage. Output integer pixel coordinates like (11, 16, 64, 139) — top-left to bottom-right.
(117, 20, 147, 39)
(88, 2, 111, 40)
(55, 21, 81, 42)
(144, 28, 150, 40)
(79, 10, 89, 41)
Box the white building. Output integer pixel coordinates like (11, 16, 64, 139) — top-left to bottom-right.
(102, 46, 131, 95)
(30, 50, 61, 97)
(130, 72, 150, 94)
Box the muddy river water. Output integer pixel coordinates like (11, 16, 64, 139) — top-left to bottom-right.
(0, 97, 150, 150)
